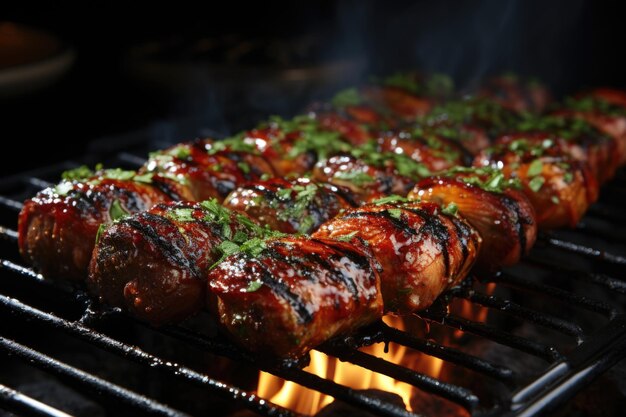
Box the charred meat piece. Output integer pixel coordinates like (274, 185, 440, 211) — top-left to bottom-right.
(208, 236, 383, 359)
(312, 201, 481, 314)
(142, 140, 275, 201)
(18, 172, 172, 281)
(312, 154, 419, 203)
(88, 200, 266, 325)
(479, 75, 552, 113)
(512, 118, 620, 184)
(558, 95, 626, 164)
(417, 98, 521, 155)
(223, 178, 354, 234)
(409, 168, 537, 272)
(360, 85, 433, 120)
(475, 135, 599, 229)
(378, 130, 467, 171)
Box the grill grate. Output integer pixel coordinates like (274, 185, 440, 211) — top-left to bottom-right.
(1, 130, 625, 417)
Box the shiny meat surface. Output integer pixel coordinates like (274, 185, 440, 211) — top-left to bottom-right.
(223, 178, 354, 234)
(410, 172, 537, 272)
(313, 201, 481, 313)
(475, 136, 599, 228)
(208, 236, 383, 358)
(18, 177, 172, 281)
(142, 139, 275, 202)
(88, 200, 265, 325)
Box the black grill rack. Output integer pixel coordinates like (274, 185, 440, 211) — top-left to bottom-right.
(1, 131, 626, 417)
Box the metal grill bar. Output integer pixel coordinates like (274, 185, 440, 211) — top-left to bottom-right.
(538, 233, 626, 266)
(421, 313, 563, 362)
(0, 337, 190, 417)
(376, 323, 516, 384)
(0, 383, 72, 417)
(494, 273, 617, 318)
(0, 295, 296, 417)
(455, 291, 584, 339)
(524, 256, 626, 294)
(320, 345, 481, 410)
(159, 325, 420, 417)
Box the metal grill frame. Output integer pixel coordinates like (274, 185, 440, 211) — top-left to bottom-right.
(1, 127, 626, 417)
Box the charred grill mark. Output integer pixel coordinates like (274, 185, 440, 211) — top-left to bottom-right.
(249, 258, 313, 324)
(123, 213, 201, 279)
(264, 243, 316, 281)
(500, 194, 527, 255)
(151, 179, 184, 200)
(449, 217, 469, 260)
(250, 184, 280, 201)
(305, 247, 361, 304)
(342, 210, 419, 238)
(403, 208, 451, 276)
(324, 184, 358, 207)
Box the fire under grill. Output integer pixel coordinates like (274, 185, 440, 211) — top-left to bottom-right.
(1, 129, 626, 417)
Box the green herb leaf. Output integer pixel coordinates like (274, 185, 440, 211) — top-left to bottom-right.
(95, 223, 107, 244)
(168, 145, 192, 160)
(245, 280, 263, 293)
(563, 172, 574, 183)
(335, 171, 375, 186)
(62, 166, 93, 181)
(109, 199, 129, 221)
(388, 208, 402, 220)
(54, 182, 74, 196)
(102, 168, 136, 181)
(239, 238, 267, 257)
(133, 172, 153, 184)
(527, 159, 544, 177)
(372, 195, 410, 205)
(167, 208, 195, 222)
(237, 162, 251, 174)
(335, 231, 359, 242)
(441, 202, 459, 216)
(528, 176, 546, 192)
(551, 196, 560, 204)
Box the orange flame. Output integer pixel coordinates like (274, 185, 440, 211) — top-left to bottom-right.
(257, 316, 444, 415)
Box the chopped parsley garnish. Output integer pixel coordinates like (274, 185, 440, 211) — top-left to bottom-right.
(207, 133, 258, 155)
(271, 183, 321, 234)
(101, 168, 136, 181)
(334, 171, 375, 186)
(95, 223, 107, 244)
(441, 202, 459, 216)
(62, 165, 93, 181)
(167, 208, 196, 222)
(372, 195, 410, 205)
(245, 280, 264, 293)
(133, 172, 153, 184)
(563, 172, 574, 183)
(167, 145, 192, 160)
(442, 166, 521, 193)
(551, 196, 560, 205)
(237, 162, 251, 174)
(332, 88, 362, 108)
(335, 231, 359, 242)
(527, 159, 544, 177)
(388, 208, 402, 220)
(528, 176, 546, 192)
(109, 199, 129, 221)
(54, 182, 74, 196)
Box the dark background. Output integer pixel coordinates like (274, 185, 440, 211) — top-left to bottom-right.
(2, 0, 626, 176)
